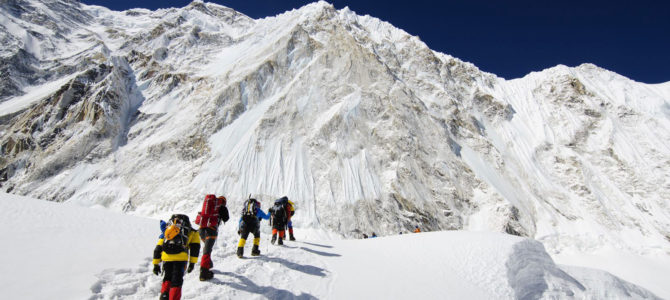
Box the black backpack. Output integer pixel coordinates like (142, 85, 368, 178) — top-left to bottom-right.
(271, 202, 287, 222)
(241, 198, 258, 217)
(162, 214, 192, 255)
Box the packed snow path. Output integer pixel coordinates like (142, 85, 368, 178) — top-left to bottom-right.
(89, 232, 661, 300)
(91, 237, 332, 299)
(0, 193, 662, 299)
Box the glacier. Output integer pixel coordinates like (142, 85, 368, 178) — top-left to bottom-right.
(0, 0, 669, 297)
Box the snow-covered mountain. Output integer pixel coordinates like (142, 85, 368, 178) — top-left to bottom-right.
(1, 0, 669, 283)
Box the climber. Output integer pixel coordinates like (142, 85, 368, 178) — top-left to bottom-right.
(286, 198, 296, 241)
(236, 197, 270, 257)
(194, 194, 229, 281)
(269, 196, 290, 245)
(152, 214, 200, 300)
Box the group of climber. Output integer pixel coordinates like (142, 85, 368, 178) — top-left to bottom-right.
(150, 194, 295, 300)
(362, 226, 421, 238)
(236, 196, 295, 257)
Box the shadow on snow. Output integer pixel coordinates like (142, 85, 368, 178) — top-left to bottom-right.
(256, 255, 328, 277)
(295, 241, 333, 249)
(211, 272, 318, 300)
(299, 247, 340, 257)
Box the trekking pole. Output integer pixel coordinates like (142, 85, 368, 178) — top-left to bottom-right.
(266, 219, 270, 254)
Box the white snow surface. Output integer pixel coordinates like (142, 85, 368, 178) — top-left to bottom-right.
(1, 1, 670, 298)
(0, 193, 156, 299)
(0, 192, 664, 299)
(0, 73, 80, 116)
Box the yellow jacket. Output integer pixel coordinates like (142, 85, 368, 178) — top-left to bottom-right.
(288, 200, 295, 214)
(152, 229, 201, 265)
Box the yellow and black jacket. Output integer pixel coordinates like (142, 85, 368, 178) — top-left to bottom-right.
(152, 229, 201, 265)
(288, 200, 295, 216)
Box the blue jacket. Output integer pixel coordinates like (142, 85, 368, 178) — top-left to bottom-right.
(256, 208, 270, 220)
(238, 208, 270, 230)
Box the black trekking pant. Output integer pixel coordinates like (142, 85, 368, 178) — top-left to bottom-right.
(272, 220, 286, 230)
(199, 227, 217, 269)
(162, 261, 187, 287)
(199, 227, 218, 256)
(240, 221, 260, 240)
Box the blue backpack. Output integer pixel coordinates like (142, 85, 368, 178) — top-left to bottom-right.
(159, 220, 167, 239)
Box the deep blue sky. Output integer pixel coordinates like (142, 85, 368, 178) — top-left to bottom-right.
(81, 0, 670, 83)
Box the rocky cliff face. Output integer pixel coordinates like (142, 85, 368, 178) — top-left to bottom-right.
(1, 0, 668, 255)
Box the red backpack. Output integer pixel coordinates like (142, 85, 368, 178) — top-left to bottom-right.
(195, 194, 225, 228)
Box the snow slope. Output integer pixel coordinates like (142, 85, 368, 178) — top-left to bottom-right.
(0, 72, 80, 115)
(0, 192, 156, 299)
(1, 1, 670, 298)
(1, 193, 663, 299)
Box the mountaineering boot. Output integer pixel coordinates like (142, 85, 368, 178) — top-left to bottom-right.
(251, 244, 260, 256)
(289, 234, 296, 241)
(200, 254, 212, 270)
(278, 237, 283, 245)
(199, 268, 214, 281)
(160, 281, 171, 300)
(237, 238, 246, 258)
(271, 234, 277, 245)
(169, 286, 182, 300)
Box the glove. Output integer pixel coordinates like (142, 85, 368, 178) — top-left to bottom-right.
(187, 262, 195, 273)
(153, 264, 161, 276)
